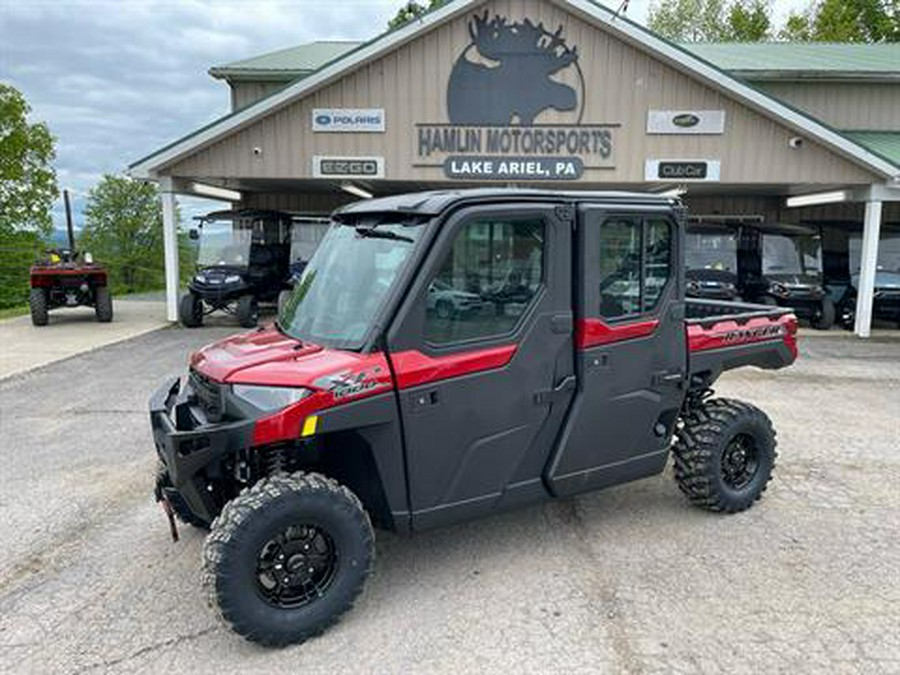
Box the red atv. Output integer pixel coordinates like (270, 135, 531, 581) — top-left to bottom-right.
(28, 190, 113, 326)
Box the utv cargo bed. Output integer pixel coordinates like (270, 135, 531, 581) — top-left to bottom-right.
(686, 298, 798, 384)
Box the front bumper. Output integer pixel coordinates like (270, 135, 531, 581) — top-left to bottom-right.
(150, 377, 254, 522)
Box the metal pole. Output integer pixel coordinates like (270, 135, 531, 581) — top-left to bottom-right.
(159, 177, 180, 322)
(63, 189, 75, 251)
(854, 197, 883, 338)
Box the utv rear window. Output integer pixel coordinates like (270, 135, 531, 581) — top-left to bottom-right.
(599, 217, 672, 319)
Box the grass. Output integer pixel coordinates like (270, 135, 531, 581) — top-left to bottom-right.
(0, 305, 29, 320)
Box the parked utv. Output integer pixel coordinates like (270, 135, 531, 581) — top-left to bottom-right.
(684, 222, 740, 301)
(180, 209, 292, 328)
(277, 217, 330, 314)
(151, 189, 798, 647)
(840, 225, 900, 328)
(29, 190, 112, 326)
(741, 223, 834, 329)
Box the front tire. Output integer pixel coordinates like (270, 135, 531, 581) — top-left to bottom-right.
(236, 294, 259, 328)
(29, 287, 48, 326)
(202, 472, 374, 647)
(811, 296, 835, 330)
(179, 293, 203, 328)
(672, 398, 776, 513)
(95, 285, 113, 322)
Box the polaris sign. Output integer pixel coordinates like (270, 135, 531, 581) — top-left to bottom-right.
(312, 109, 385, 133)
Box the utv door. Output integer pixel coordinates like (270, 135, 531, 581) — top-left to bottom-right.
(546, 207, 686, 497)
(386, 204, 574, 530)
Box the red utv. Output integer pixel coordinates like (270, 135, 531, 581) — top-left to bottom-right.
(28, 190, 112, 326)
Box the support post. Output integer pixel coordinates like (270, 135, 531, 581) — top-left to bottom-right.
(159, 177, 180, 323)
(854, 197, 883, 338)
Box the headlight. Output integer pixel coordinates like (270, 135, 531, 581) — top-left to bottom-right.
(232, 384, 312, 412)
(770, 282, 788, 296)
(225, 274, 241, 284)
(194, 274, 205, 283)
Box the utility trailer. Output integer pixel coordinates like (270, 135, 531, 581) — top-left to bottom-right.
(150, 189, 798, 646)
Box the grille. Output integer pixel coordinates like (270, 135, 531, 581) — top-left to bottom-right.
(189, 369, 224, 422)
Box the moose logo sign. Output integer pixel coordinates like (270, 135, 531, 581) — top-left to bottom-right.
(447, 13, 583, 125)
(415, 11, 616, 181)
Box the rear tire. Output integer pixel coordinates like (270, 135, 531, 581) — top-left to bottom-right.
(29, 288, 48, 326)
(811, 296, 835, 330)
(179, 293, 203, 328)
(236, 294, 259, 328)
(672, 398, 776, 513)
(95, 286, 113, 322)
(202, 472, 374, 647)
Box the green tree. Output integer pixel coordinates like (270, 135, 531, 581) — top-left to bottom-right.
(0, 84, 57, 237)
(79, 175, 192, 294)
(781, 0, 899, 42)
(727, 0, 772, 40)
(648, 0, 774, 41)
(388, 0, 447, 30)
(0, 84, 57, 308)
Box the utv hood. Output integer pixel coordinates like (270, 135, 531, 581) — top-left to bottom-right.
(190, 326, 385, 390)
(765, 272, 823, 289)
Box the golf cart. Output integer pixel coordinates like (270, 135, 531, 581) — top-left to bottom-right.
(741, 223, 834, 329)
(180, 209, 292, 328)
(841, 225, 900, 328)
(277, 217, 331, 313)
(684, 222, 741, 301)
(29, 190, 113, 326)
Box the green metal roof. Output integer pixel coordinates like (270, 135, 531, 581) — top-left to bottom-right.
(209, 41, 361, 79)
(686, 43, 900, 78)
(842, 131, 900, 168)
(209, 40, 900, 81)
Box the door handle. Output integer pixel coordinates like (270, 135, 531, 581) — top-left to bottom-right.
(534, 375, 577, 405)
(652, 370, 684, 387)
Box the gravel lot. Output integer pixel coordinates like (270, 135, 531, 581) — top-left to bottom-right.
(0, 328, 897, 674)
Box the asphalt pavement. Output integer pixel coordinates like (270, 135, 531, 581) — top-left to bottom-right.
(0, 327, 898, 674)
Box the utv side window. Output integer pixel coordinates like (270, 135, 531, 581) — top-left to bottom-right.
(424, 218, 544, 345)
(599, 216, 672, 319)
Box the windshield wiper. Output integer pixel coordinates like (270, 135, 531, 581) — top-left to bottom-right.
(355, 227, 414, 243)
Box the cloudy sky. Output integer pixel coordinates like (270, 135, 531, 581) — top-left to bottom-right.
(0, 0, 805, 228)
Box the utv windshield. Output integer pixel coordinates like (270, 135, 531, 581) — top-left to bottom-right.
(197, 220, 252, 268)
(849, 230, 900, 273)
(685, 228, 738, 272)
(762, 233, 822, 275)
(279, 220, 424, 349)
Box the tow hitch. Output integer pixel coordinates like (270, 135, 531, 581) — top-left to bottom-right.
(159, 495, 180, 542)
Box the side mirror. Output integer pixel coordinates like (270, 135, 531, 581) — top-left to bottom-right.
(189, 228, 199, 240)
(84, 252, 94, 264)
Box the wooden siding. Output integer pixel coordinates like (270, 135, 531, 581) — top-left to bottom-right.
(757, 82, 900, 132)
(165, 0, 879, 186)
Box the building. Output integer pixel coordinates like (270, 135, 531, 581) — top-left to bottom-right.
(129, 0, 900, 335)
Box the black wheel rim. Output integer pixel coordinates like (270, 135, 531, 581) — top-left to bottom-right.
(256, 524, 337, 609)
(721, 433, 760, 489)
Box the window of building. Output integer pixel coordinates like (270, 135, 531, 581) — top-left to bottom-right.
(424, 218, 544, 345)
(599, 217, 672, 319)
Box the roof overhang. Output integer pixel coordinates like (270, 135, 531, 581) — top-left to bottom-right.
(129, 0, 900, 182)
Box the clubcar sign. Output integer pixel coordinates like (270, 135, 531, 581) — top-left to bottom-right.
(415, 12, 616, 181)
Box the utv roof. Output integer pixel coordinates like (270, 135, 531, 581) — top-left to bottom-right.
(196, 208, 293, 221)
(334, 188, 678, 219)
